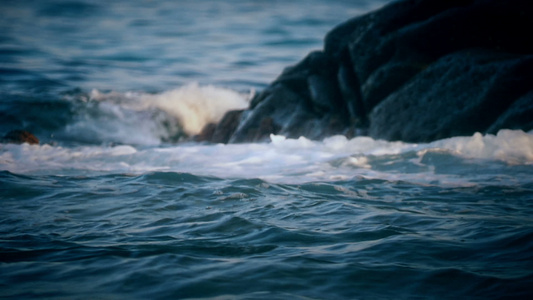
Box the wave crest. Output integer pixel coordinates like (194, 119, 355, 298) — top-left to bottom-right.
(59, 83, 250, 145)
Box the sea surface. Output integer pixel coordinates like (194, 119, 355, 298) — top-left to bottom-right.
(1, 0, 533, 299)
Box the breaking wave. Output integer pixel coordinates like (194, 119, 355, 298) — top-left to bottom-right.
(56, 83, 251, 145)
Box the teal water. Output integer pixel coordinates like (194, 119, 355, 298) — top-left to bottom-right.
(1, 0, 533, 299)
(1, 165, 532, 299)
(2, 135, 533, 299)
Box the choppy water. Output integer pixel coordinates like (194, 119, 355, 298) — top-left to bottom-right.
(1, 0, 533, 299)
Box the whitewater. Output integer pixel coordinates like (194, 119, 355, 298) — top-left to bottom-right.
(1, 0, 532, 299)
(2, 129, 533, 184)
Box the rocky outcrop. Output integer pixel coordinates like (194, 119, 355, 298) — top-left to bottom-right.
(199, 0, 533, 143)
(369, 50, 533, 141)
(2, 130, 40, 145)
(196, 110, 245, 143)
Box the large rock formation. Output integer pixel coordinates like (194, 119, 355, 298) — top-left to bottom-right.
(199, 0, 533, 143)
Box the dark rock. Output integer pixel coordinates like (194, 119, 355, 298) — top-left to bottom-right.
(267, 51, 344, 114)
(2, 130, 40, 145)
(369, 50, 533, 142)
(230, 85, 303, 143)
(195, 110, 245, 144)
(341, 0, 533, 113)
(200, 0, 533, 144)
(211, 110, 245, 144)
(195, 123, 217, 142)
(337, 59, 366, 126)
(487, 91, 533, 134)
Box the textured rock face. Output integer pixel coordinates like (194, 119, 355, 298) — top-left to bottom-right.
(369, 50, 533, 142)
(201, 0, 533, 143)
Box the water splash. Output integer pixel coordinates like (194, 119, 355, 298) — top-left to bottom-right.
(57, 83, 250, 145)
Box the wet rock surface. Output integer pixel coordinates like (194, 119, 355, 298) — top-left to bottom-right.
(200, 0, 533, 143)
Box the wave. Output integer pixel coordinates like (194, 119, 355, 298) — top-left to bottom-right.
(1, 129, 532, 184)
(54, 83, 251, 145)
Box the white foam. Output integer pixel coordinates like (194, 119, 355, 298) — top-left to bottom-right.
(135, 83, 250, 135)
(61, 100, 167, 145)
(60, 83, 250, 145)
(1, 130, 532, 184)
(429, 130, 533, 164)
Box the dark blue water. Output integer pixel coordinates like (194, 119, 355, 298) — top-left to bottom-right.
(2, 169, 532, 299)
(1, 0, 533, 299)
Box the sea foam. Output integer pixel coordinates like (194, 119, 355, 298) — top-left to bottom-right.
(134, 83, 251, 135)
(59, 83, 250, 145)
(1, 130, 531, 184)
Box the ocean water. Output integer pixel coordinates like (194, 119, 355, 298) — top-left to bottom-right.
(1, 0, 533, 299)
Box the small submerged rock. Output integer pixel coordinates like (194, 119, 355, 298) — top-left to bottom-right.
(2, 130, 40, 145)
